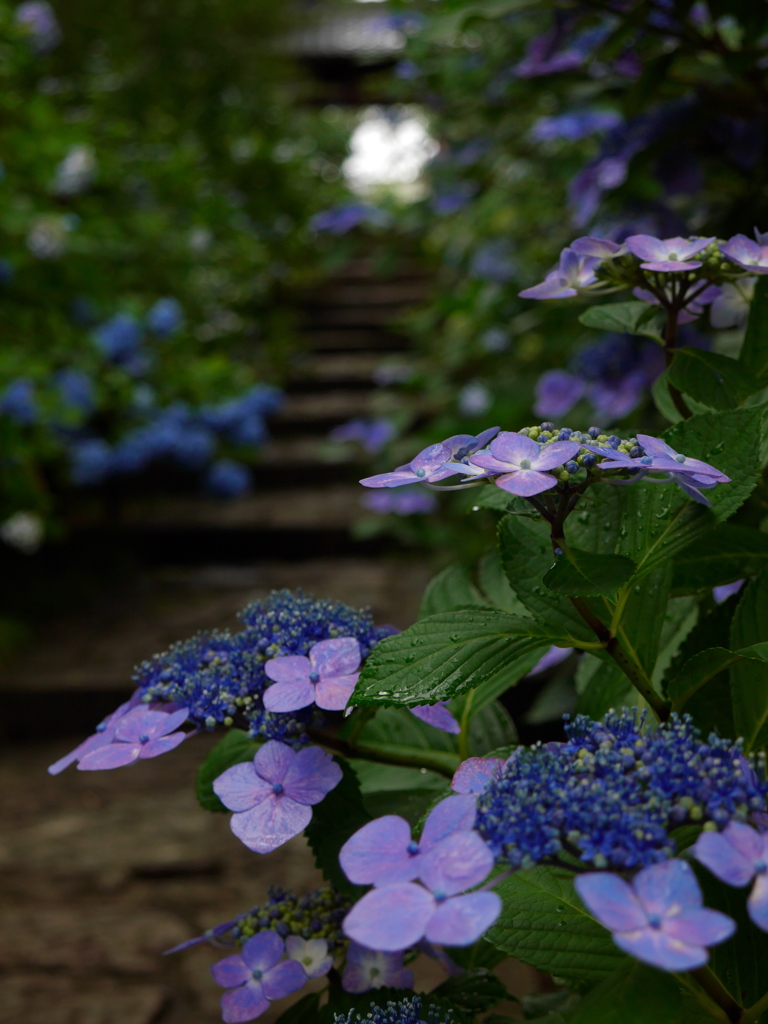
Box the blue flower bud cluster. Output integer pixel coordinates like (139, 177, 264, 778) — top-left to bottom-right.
(475, 711, 768, 871)
(232, 885, 351, 949)
(134, 589, 392, 740)
(334, 997, 453, 1024)
(516, 422, 643, 475)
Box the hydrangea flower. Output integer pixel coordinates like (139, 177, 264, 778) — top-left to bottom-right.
(624, 234, 714, 272)
(341, 943, 414, 993)
(710, 278, 756, 329)
(342, 831, 501, 950)
(211, 930, 306, 1023)
(468, 431, 581, 496)
(329, 418, 396, 454)
(360, 429, 500, 489)
(575, 860, 735, 971)
(263, 638, 361, 713)
(230, 885, 351, 949)
(518, 248, 600, 299)
(409, 702, 460, 734)
(694, 822, 768, 931)
(362, 487, 438, 516)
(285, 936, 333, 978)
(340, 794, 477, 886)
(451, 757, 505, 795)
(720, 235, 768, 275)
(713, 579, 745, 604)
(570, 237, 626, 260)
(77, 707, 190, 770)
(146, 297, 184, 336)
(334, 996, 453, 1024)
(47, 691, 144, 774)
(0, 378, 38, 425)
(213, 741, 342, 853)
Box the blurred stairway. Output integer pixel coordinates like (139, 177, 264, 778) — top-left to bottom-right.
(0, 255, 434, 741)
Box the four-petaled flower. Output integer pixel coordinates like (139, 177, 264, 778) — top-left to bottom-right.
(575, 859, 735, 971)
(409, 702, 460, 734)
(213, 741, 342, 853)
(340, 794, 477, 886)
(48, 691, 144, 774)
(624, 234, 715, 272)
(360, 428, 499, 488)
(341, 942, 414, 993)
(519, 247, 600, 299)
(343, 831, 501, 950)
(468, 431, 581, 496)
(211, 930, 306, 1023)
(263, 637, 361, 713)
(720, 235, 768, 275)
(285, 936, 333, 978)
(77, 707, 190, 770)
(694, 821, 768, 931)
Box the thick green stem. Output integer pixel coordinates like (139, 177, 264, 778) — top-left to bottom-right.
(458, 689, 476, 762)
(741, 988, 768, 1024)
(689, 968, 743, 1024)
(308, 727, 458, 778)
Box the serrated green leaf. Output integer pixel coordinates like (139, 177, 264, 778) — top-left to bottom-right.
(672, 523, 768, 593)
(575, 654, 631, 718)
(305, 758, 370, 897)
(668, 347, 758, 410)
(565, 485, 623, 555)
(352, 609, 572, 707)
(668, 644, 768, 712)
(477, 549, 532, 616)
(739, 276, 768, 382)
(487, 866, 625, 983)
(432, 968, 510, 1014)
(543, 547, 637, 599)
(730, 572, 768, 751)
(652, 371, 685, 424)
(420, 563, 488, 618)
(564, 959, 712, 1024)
(579, 301, 664, 341)
(195, 729, 261, 812)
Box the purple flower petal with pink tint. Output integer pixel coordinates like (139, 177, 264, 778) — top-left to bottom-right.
(48, 691, 144, 774)
(344, 883, 435, 951)
(519, 247, 599, 300)
(339, 794, 477, 887)
(360, 429, 500, 489)
(409, 702, 460, 734)
(424, 892, 502, 946)
(527, 645, 574, 676)
(263, 637, 361, 713)
(341, 943, 414, 993)
(576, 860, 735, 972)
(469, 432, 580, 497)
(213, 740, 342, 854)
(533, 370, 585, 420)
(212, 931, 306, 1024)
(625, 234, 714, 272)
(694, 821, 768, 931)
(77, 707, 190, 771)
(451, 757, 505, 795)
(713, 579, 745, 604)
(570, 237, 626, 259)
(720, 234, 768, 274)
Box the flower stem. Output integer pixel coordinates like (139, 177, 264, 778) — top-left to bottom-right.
(458, 688, 476, 762)
(309, 727, 459, 778)
(664, 306, 692, 420)
(741, 988, 768, 1024)
(688, 967, 743, 1024)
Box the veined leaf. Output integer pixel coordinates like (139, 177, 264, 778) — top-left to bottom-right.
(565, 959, 712, 1024)
(305, 758, 370, 897)
(579, 301, 664, 342)
(672, 523, 768, 593)
(543, 547, 636, 600)
(739, 275, 768, 382)
(730, 572, 768, 751)
(420, 563, 488, 618)
(667, 347, 757, 410)
(668, 643, 768, 712)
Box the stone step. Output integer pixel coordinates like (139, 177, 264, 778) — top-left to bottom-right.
(303, 279, 430, 307)
(290, 351, 395, 384)
(274, 389, 375, 426)
(301, 327, 411, 352)
(301, 304, 406, 329)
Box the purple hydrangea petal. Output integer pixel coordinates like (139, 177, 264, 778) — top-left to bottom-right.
(231, 795, 312, 853)
(571, 237, 623, 258)
(519, 279, 578, 300)
(613, 927, 708, 972)
(410, 443, 452, 474)
(77, 743, 141, 771)
(671, 476, 713, 506)
(48, 729, 117, 775)
(639, 259, 703, 273)
(421, 795, 478, 851)
(468, 450, 519, 475)
(264, 655, 310, 685)
(528, 645, 573, 676)
(341, 945, 414, 993)
(220, 983, 269, 1024)
(241, 930, 284, 972)
(339, 816, 416, 886)
(409, 703, 461, 734)
(114, 707, 184, 743)
(488, 431, 540, 466)
(310, 637, 361, 677)
(314, 676, 358, 711)
(139, 730, 188, 759)
(283, 746, 342, 805)
(423, 891, 502, 946)
(420, 831, 494, 896)
(725, 821, 768, 864)
(713, 580, 746, 605)
(473, 426, 501, 448)
(262, 959, 307, 1000)
(253, 741, 294, 785)
(263, 678, 315, 712)
(534, 370, 585, 420)
(212, 954, 251, 988)
(359, 470, 421, 488)
(451, 757, 505, 795)
(532, 440, 582, 472)
(625, 235, 670, 263)
(634, 860, 702, 919)
(694, 830, 756, 887)
(634, 434, 677, 460)
(343, 882, 435, 951)
(663, 908, 735, 947)
(213, 762, 273, 812)
(721, 234, 760, 265)
(495, 470, 558, 497)
(748, 872, 768, 931)
(575, 873, 649, 932)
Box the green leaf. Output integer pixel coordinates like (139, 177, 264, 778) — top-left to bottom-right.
(667, 347, 758, 410)
(739, 275, 768, 382)
(652, 371, 685, 424)
(730, 572, 768, 751)
(477, 549, 532, 616)
(650, 595, 699, 689)
(352, 609, 571, 707)
(617, 410, 761, 581)
(272, 992, 323, 1023)
(672, 523, 768, 593)
(668, 644, 768, 712)
(470, 486, 517, 512)
(487, 866, 625, 983)
(448, 939, 508, 973)
(349, 760, 447, 824)
(564, 959, 713, 1024)
(619, 562, 674, 677)
(431, 969, 510, 1015)
(195, 729, 261, 812)
(498, 516, 593, 642)
(420, 563, 488, 618)
(465, 699, 518, 754)
(579, 301, 664, 342)
(565, 485, 623, 556)
(349, 707, 461, 775)
(575, 654, 631, 718)
(543, 547, 637, 599)
(305, 758, 371, 897)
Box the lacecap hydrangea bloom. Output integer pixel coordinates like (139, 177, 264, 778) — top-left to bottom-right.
(334, 996, 453, 1024)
